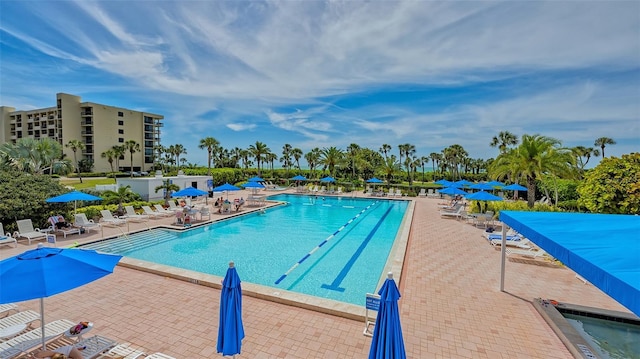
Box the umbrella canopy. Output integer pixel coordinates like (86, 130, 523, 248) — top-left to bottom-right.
(0, 244, 122, 349)
(438, 187, 467, 196)
(247, 176, 264, 182)
(485, 180, 505, 187)
(368, 273, 406, 359)
(242, 181, 265, 189)
(466, 190, 503, 201)
(502, 183, 528, 191)
(217, 261, 245, 356)
(469, 183, 495, 190)
(171, 187, 208, 197)
(366, 178, 384, 183)
(291, 175, 307, 181)
(320, 176, 336, 182)
(453, 179, 473, 187)
(434, 179, 452, 186)
(46, 190, 102, 214)
(213, 183, 241, 192)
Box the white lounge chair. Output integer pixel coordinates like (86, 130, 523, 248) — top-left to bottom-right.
(123, 206, 149, 222)
(167, 200, 178, 210)
(0, 304, 18, 318)
(15, 219, 47, 245)
(103, 342, 146, 359)
(439, 206, 465, 219)
(74, 213, 101, 233)
(146, 353, 177, 359)
(0, 319, 75, 359)
(0, 310, 40, 331)
(152, 204, 175, 217)
(199, 206, 211, 220)
(99, 210, 127, 226)
(0, 223, 17, 248)
(47, 216, 81, 238)
(418, 188, 426, 197)
(506, 247, 548, 258)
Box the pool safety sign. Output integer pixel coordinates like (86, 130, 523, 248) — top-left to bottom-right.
(364, 293, 380, 337)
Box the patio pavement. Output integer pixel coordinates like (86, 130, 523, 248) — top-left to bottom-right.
(1, 190, 630, 358)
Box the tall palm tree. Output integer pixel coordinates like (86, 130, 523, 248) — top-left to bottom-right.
(198, 137, 220, 176)
(112, 145, 125, 172)
(594, 137, 616, 158)
(490, 131, 519, 154)
(249, 141, 270, 176)
(381, 155, 400, 183)
(379, 144, 391, 160)
(124, 140, 141, 177)
(171, 144, 187, 170)
(420, 156, 429, 183)
(572, 146, 600, 171)
(101, 148, 117, 182)
(291, 148, 303, 171)
(428, 152, 439, 176)
(346, 143, 361, 180)
(281, 144, 292, 176)
(490, 134, 574, 207)
(402, 143, 416, 183)
(305, 148, 321, 179)
(231, 147, 243, 168)
(266, 152, 277, 175)
(65, 139, 86, 183)
(319, 147, 343, 177)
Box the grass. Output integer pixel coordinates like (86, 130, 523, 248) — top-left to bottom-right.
(59, 177, 116, 190)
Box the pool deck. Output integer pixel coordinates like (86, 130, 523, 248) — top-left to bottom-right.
(1, 190, 631, 358)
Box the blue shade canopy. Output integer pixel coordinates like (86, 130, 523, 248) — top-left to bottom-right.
(438, 187, 467, 196)
(320, 176, 336, 182)
(247, 176, 264, 182)
(454, 179, 473, 186)
(217, 262, 245, 356)
(465, 190, 503, 201)
(366, 178, 384, 183)
(212, 183, 241, 192)
(434, 179, 452, 186)
(368, 273, 406, 359)
(46, 191, 102, 203)
(291, 175, 307, 181)
(171, 187, 208, 197)
(469, 183, 495, 190)
(485, 180, 505, 187)
(502, 183, 528, 191)
(499, 211, 640, 316)
(242, 181, 265, 189)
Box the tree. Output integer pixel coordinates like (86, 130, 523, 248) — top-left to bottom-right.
(170, 144, 187, 170)
(112, 145, 125, 172)
(429, 152, 440, 177)
(402, 143, 416, 184)
(101, 149, 117, 182)
(346, 143, 361, 180)
(124, 140, 141, 177)
(577, 153, 640, 214)
(572, 146, 600, 172)
(154, 179, 181, 207)
(291, 148, 303, 171)
(0, 138, 71, 175)
(65, 139, 86, 183)
(594, 137, 616, 158)
(249, 141, 270, 176)
(319, 147, 343, 177)
(281, 144, 292, 177)
(102, 185, 140, 216)
(305, 148, 321, 179)
(420, 156, 429, 183)
(490, 131, 519, 153)
(379, 144, 391, 160)
(199, 137, 220, 176)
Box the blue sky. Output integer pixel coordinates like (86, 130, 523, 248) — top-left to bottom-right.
(1, 1, 638, 168)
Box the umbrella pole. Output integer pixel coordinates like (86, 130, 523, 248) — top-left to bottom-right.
(40, 298, 46, 350)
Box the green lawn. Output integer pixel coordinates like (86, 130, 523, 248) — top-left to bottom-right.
(59, 177, 115, 189)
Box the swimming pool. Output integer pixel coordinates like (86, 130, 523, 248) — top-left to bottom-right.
(83, 194, 410, 306)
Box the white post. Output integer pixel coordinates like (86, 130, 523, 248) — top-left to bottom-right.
(500, 224, 507, 292)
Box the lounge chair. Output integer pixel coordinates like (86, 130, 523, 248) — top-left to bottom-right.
(0, 223, 17, 248)
(138, 206, 160, 219)
(15, 219, 47, 245)
(152, 204, 174, 217)
(418, 188, 426, 197)
(0, 319, 74, 359)
(99, 342, 146, 359)
(489, 236, 532, 249)
(0, 310, 40, 331)
(47, 216, 81, 238)
(99, 210, 127, 226)
(123, 206, 149, 222)
(336, 187, 343, 195)
(439, 206, 465, 219)
(167, 200, 179, 210)
(505, 247, 548, 258)
(0, 304, 18, 318)
(146, 353, 177, 359)
(74, 214, 101, 233)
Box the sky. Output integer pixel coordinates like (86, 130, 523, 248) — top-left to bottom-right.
(1, 1, 639, 168)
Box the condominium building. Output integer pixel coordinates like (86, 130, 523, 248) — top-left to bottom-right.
(0, 93, 163, 173)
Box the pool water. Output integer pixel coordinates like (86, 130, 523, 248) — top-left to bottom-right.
(85, 194, 409, 305)
(564, 313, 640, 359)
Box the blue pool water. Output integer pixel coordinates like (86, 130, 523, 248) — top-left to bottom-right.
(564, 313, 640, 359)
(86, 194, 409, 305)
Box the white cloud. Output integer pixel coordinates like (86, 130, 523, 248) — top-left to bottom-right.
(227, 123, 257, 131)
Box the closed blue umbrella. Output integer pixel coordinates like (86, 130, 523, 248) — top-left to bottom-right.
(503, 183, 527, 191)
(0, 244, 122, 349)
(320, 176, 336, 183)
(438, 187, 467, 196)
(171, 187, 208, 197)
(291, 175, 307, 181)
(469, 183, 495, 190)
(46, 190, 102, 214)
(247, 176, 264, 182)
(217, 261, 245, 357)
(368, 272, 405, 359)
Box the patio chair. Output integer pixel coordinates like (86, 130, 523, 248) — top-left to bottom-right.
(439, 206, 465, 220)
(418, 188, 426, 197)
(146, 353, 177, 359)
(98, 342, 146, 359)
(47, 216, 81, 238)
(199, 206, 211, 220)
(0, 304, 18, 318)
(152, 204, 175, 217)
(0, 223, 17, 248)
(0, 319, 74, 359)
(139, 206, 161, 219)
(123, 206, 149, 222)
(99, 210, 127, 226)
(505, 247, 548, 258)
(167, 200, 178, 210)
(74, 214, 101, 233)
(15, 219, 47, 245)
(0, 310, 40, 331)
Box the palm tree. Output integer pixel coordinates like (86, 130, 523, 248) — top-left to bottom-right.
(281, 144, 292, 176)
(379, 144, 391, 160)
(101, 149, 117, 182)
(154, 179, 181, 206)
(380, 155, 400, 183)
(249, 141, 270, 176)
(65, 139, 86, 183)
(594, 137, 616, 158)
(102, 185, 134, 216)
(265, 152, 277, 175)
(123, 140, 141, 177)
(198, 137, 220, 176)
(420, 156, 429, 183)
(490, 134, 574, 207)
(291, 148, 303, 171)
(0, 138, 70, 175)
(346, 143, 361, 180)
(171, 144, 187, 170)
(490, 131, 519, 153)
(305, 148, 321, 179)
(402, 143, 416, 183)
(112, 145, 125, 172)
(319, 147, 343, 177)
(428, 152, 439, 177)
(572, 146, 600, 171)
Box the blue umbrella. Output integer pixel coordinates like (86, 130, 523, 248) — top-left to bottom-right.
(438, 187, 467, 196)
(486, 180, 505, 187)
(466, 190, 503, 201)
(171, 187, 209, 197)
(247, 176, 264, 182)
(454, 179, 473, 187)
(291, 175, 307, 181)
(320, 176, 336, 182)
(434, 179, 452, 186)
(503, 183, 527, 191)
(366, 178, 384, 183)
(217, 261, 245, 356)
(213, 183, 241, 199)
(368, 272, 406, 359)
(469, 183, 495, 190)
(242, 181, 265, 189)
(46, 190, 102, 214)
(0, 244, 122, 349)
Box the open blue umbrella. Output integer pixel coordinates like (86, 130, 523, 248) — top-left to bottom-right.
(434, 179, 452, 186)
(242, 181, 265, 189)
(217, 261, 245, 357)
(438, 187, 467, 196)
(466, 190, 503, 201)
(320, 176, 336, 182)
(46, 190, 102, 214)
(366, 178, 384, 183)
(485, 180, 505, 187)
(0, 244, 122, 350)
(213, 183, 241, 199)
(247, 176, 264, 182)
(171, 187, 209, 197)
(453, 179, 473, 187)
(368, 272, 405, 359)
(503, 183, 527, 191)
(469, 183, 495, 190)
(291, 175, 307, 181)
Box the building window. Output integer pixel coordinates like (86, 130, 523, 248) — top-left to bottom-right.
(118, 129, 124, 134)
(118, 120, 124, 126)
(118, 111, 124, 117)
(118, 138, 124, 143)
